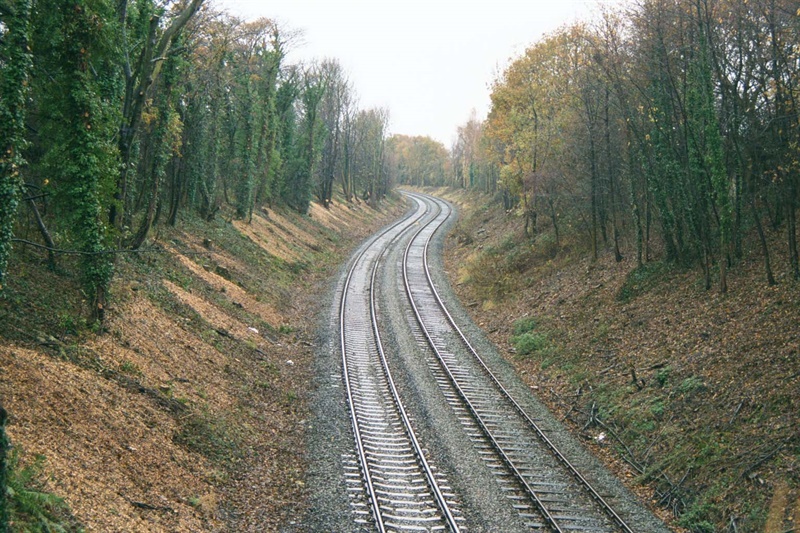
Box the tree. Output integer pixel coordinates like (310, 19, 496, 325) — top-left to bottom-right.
(113, 0, 204, 232)
(451, 110, 498, 193)
(386, 135, 449, 187)
(0, 0, 32, 288)
(32, 0, 122, 320)
(317, 59, 351, 207)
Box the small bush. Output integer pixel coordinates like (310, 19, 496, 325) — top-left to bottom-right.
(677, 500, 717, 533)
(678, 375, 705, 394)
(496, 235, 517, 254)
(536, 231, 559, 259)
(504, 245, 536, 273)
(511, 332, 549, 356)
(655, 366, 671, 387)
(466, 252, 512, 301)
(650, 399, 666, 417)
(118, 360, 141, 376)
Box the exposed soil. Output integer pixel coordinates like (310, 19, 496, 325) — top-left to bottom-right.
(436, 187, 800, 532)
(0, 196, 406, 531)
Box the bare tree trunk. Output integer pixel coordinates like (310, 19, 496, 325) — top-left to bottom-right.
(26, 195, 56, 270)
(605, 90, 623, 263)
(645, 191, 652, 262)
(749, 191, 775, 285)
(168, 156, 182, 226)
(702, 242, 711, 291)
(589, 136, 599, 260)
(788, 188, 799, 280)
(548, 196, 560, 248)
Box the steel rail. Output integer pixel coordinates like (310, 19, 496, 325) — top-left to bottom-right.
(339, 195, 460, 532)
(400, 194, 562, 531)
(367, 203, 462, 533)
(402, 192, 636, 533)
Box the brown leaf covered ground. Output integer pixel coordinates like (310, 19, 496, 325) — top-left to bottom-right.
(437, 187, 800, 532)
(0, 196, 406, 531)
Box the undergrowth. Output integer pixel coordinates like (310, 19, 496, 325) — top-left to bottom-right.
(510, 317, 552, 357)
(617, 261, 673, 302)
(4, 449, 82, 532)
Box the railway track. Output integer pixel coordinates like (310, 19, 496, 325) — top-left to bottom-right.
(338, 191, 652, 532)
(399, 193, 636, 533)
(339, 195, 463, 532)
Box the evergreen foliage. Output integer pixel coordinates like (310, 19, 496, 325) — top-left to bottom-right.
(4, 3, 392, 320)
(0, 0, 33, 289)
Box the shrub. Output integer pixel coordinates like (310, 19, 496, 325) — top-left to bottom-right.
(511, 331, 549, 356)
(678, 375, 705, 394)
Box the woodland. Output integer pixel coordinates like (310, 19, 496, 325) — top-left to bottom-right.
(1, 0, 397, 529)
(1, 0, 799, 531)
(0, 0, 394, 320)
(394, 0, 800, 293)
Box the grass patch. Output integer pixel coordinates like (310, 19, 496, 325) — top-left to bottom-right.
(617, 261, 673, 302)
(512, 316, 537, 336)
(174, 411, 239, 463)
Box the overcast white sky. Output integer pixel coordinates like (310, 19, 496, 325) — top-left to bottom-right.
(216, 0, 614, 147)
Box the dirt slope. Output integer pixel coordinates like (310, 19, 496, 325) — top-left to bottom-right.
(436, 187, 800, 533)
(0, 196, 405, 531)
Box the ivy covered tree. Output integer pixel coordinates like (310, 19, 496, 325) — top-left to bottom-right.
(32, 0, 122, 320)
(3, 1, 392, 320)
(0, 0, 33, 289)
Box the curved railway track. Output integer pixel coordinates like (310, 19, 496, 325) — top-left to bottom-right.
(399, 193, 635, 533)
(339, 196, 463, 532)
(339, 191, 650, 532)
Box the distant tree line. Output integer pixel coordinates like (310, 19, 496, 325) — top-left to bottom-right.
(443, 0, 800, 291)
(0, 0, 391, 320)
(386, 134, 449, 188)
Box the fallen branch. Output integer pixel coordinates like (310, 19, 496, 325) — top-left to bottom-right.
(129, 500, 174, 513)
(728, 400, 744, 426)
(740, 442, 785, 479)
